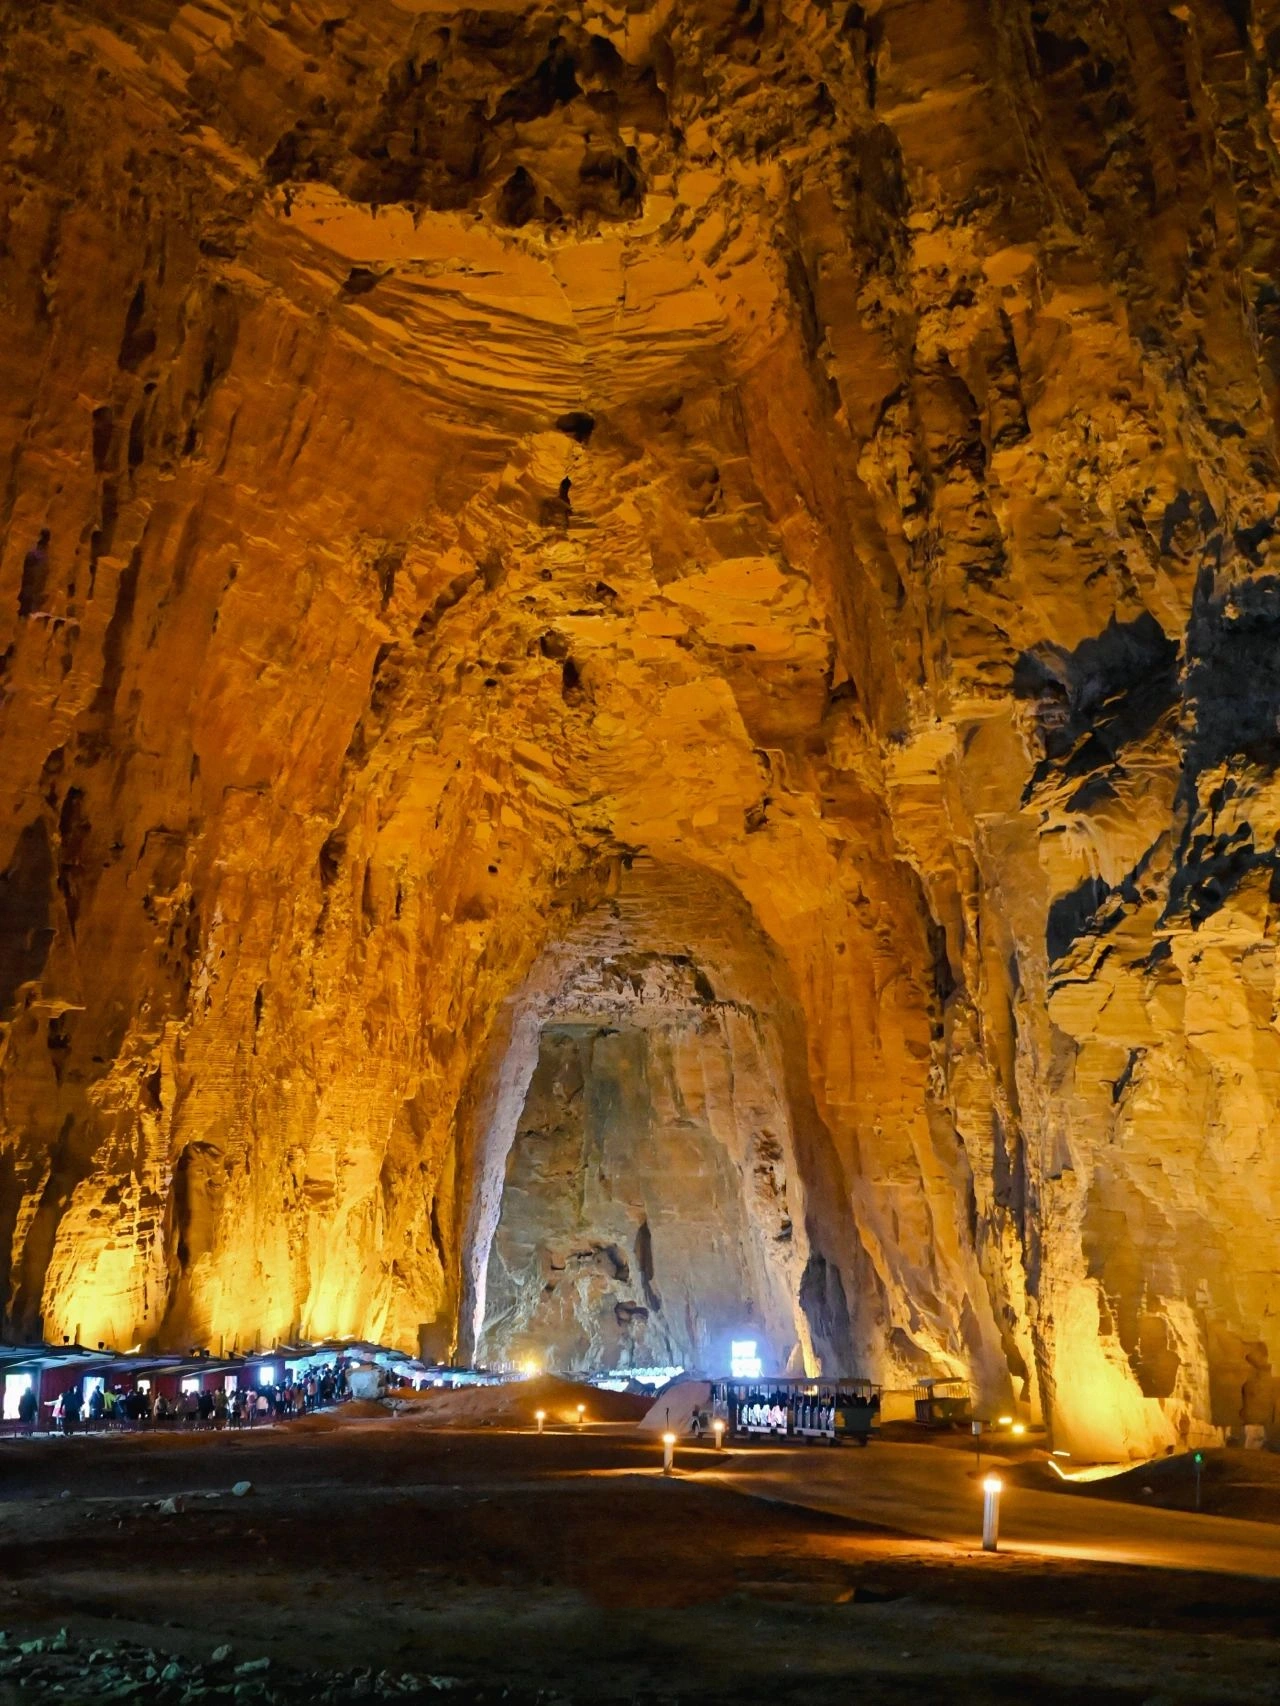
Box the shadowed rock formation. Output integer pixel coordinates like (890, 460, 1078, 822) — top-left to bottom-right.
(2, 0, 1280, 1458)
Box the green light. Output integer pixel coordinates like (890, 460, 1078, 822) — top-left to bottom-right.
(1193, 1451, 1203, 1464)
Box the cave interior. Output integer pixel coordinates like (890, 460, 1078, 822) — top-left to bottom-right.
(2, 0, 1280, 1464)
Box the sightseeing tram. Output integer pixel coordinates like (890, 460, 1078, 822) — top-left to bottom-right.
(911, 1377, 972, 1427)
(710, 1376, 881, 1444)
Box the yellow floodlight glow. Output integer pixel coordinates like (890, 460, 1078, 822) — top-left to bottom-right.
(981, 1473, 1003, 1550)
(521, 1358, 540, 1377)
(1011, 1423, 1026, 1437)
(1047, 1457, 1132, 1484)
(997, 1415, 1013, 1426)
(662, 1431, 676, 1445)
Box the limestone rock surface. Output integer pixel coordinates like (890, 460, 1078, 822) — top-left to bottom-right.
(2, 0, 1280, 1456)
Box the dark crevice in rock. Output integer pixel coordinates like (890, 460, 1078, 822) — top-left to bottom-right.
(1046, 874, 1110, 964)
(117, 281, 156, 372)
(9, 1115, 88, 1338)
(1016, 611, 1180, 771)
(18, 530, 51, 619)
(798, 1253, 853, 1369)
(0, 820, 56, 1016)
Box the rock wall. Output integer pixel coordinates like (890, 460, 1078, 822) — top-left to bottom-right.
(479, 1021, 798, 1375)
(2, 0, 1280, 1455)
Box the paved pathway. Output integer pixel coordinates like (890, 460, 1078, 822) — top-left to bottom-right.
(709, 1440, 1280, 1578)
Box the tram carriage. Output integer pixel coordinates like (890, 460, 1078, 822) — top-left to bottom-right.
(911, 1377, 972, 1428)
(710, 1376, 880, 1445)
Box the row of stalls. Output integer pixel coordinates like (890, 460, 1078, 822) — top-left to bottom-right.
(0, 1338, 485, 1432)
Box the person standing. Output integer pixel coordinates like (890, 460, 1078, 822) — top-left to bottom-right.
(17, 1384, 37, 1434)
(62, 1384, 83, 1435)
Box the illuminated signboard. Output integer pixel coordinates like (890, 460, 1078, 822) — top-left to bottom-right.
(730, 1339, 762, 1379)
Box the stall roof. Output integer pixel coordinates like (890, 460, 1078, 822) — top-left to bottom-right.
(0, 1339, 475, 1384)
(0, 1342, 105, 1373)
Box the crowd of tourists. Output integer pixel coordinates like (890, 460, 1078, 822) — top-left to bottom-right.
(12, 1363, 352, 1435)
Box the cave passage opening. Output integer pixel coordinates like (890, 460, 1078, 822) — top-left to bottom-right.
(476, 1016, 798, 1378)
(460, 859, 863, 1380)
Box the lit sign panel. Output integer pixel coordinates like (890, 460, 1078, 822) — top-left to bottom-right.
(730, 1339, 762, 1379)
(1, 1374, 32, 1421)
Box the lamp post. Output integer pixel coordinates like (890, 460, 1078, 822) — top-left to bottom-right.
(1193, 1450, 1203, 1510)
(982, 1474, 1002, 1552)
(712, 1418, 725, 1451)
(662, 1431, 676, 1474)
(576, 1403, 586, 1428)
(535, 1409, 546, 1434)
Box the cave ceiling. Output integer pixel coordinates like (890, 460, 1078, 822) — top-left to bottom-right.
(2, 0, 1280, 1457)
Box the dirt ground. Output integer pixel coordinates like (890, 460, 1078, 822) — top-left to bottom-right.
(382, 1373, 652, 1428)
(2, 1404, 1279, 1704)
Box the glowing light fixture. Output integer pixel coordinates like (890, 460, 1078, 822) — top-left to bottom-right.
(997, 1415, 1013, 1426)
(981, 1473, 1003, 1551)
(1011, 1422, 1026, 1437)
(662, 1431, 676, 1474)
(1, 1374, 33, 1422)
(521, 1358, 540, 1378)
(535, 1409, 546, 1434)
(576, 1403, 586, 1425)
(730, 1339, 762, 1379)
(712, 1418, 725, 1450)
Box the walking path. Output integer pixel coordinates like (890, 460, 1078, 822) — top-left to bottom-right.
(709, 1440, 1280, 1579)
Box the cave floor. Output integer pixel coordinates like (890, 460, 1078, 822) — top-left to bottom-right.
(1, 1417, 1278, 1703)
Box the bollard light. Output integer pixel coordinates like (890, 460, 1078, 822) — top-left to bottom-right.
(712, 1418, 725, 1450)
(1011, 1422, 1026, 1437)
(982, 1473, 1002, 1551)
(662, 1430, 676, 1474)
(576, 1403, 586, 1427)
(535, 1409, 546, 1434)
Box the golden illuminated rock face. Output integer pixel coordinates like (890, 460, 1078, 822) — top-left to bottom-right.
(2, 0, 1280, 1456)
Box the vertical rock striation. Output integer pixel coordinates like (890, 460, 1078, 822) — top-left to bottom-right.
(2, 0, 1280, 1454)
